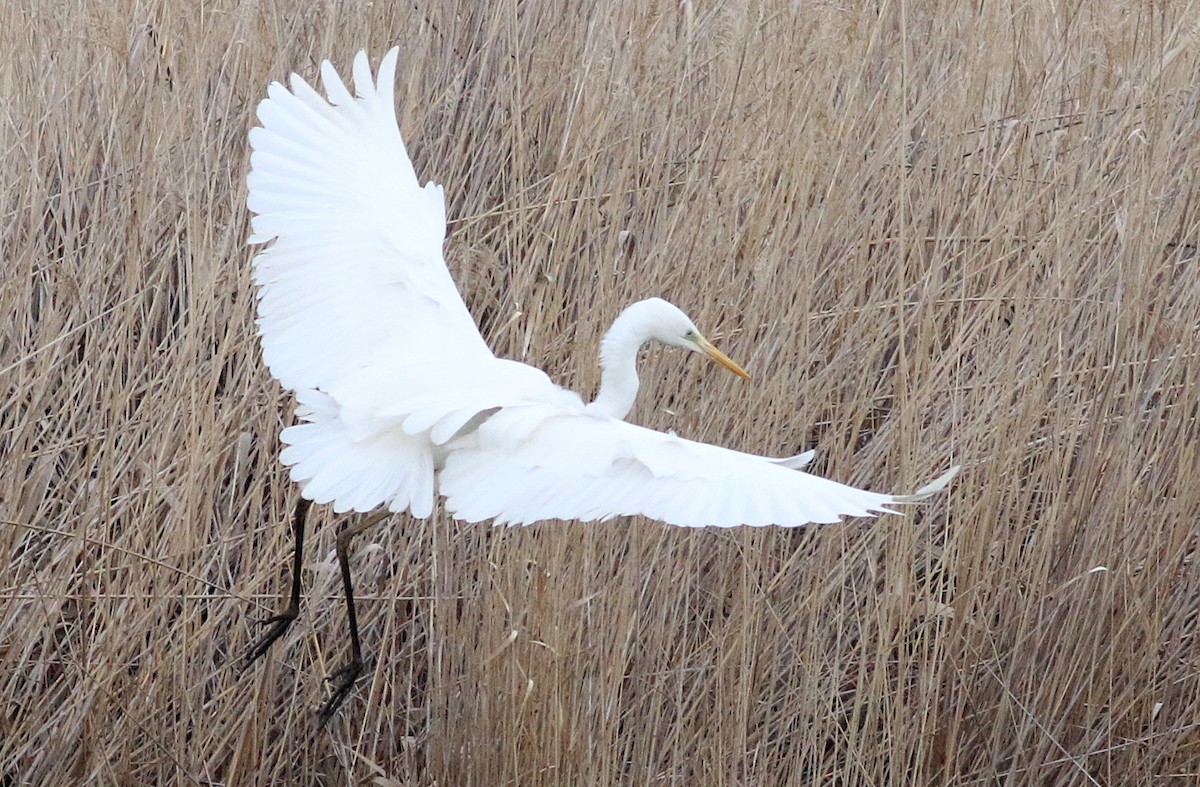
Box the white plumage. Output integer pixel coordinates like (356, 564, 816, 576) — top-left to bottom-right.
(247, 48, 956, 529)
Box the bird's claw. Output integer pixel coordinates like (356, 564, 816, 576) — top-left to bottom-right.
(252, 612, 293, 628)
(317, 659, 365, 726)
(244, 609, 298, 668)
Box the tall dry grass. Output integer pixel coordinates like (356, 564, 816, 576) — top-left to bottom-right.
(2, 1, 1199, 784)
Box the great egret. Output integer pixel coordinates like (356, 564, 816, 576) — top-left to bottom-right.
(243, 48, 957, 722)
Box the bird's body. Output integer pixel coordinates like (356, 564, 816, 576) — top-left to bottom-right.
(248, 48, 954, 529)
(244, 48, 955, 721)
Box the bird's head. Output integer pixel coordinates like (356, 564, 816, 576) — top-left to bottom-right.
(638, 297, 751, 380)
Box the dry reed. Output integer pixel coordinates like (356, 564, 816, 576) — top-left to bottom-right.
(2, 1, 1199, 784)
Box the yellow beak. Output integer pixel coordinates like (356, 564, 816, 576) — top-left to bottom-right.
(697, 336, 751, 380)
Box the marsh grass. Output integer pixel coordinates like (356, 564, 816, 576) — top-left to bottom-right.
(2, 1, 1199, 784)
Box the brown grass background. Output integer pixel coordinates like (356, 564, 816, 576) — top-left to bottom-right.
(3, 1, 1200, 784)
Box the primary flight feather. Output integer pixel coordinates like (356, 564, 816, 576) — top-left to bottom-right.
(247, 47, 956, 530)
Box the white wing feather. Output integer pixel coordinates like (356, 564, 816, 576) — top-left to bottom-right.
(440, 406, 957, 528)
(248, 48, 490, 393)
(248, 49, 572, 514)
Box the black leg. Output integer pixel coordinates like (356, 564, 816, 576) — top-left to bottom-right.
(246, 496, 312, 666)
(317, 510, 389, 725)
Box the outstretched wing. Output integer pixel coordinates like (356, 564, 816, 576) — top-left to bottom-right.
(439, 406, 956, 527)
(247, 48, 492, 393)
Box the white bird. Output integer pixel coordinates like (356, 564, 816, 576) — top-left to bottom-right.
(243, 48, 956, 721)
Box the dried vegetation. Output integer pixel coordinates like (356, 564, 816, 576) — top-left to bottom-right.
(2, 1, 1199, 784)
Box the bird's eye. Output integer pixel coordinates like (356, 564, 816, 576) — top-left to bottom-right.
(685, 330, 697, 340)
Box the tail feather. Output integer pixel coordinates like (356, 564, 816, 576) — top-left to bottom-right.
(280, 389, 434, 516)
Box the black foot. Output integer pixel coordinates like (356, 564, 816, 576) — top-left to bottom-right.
(245, 609, 298, 667)
(317, 659, 365, 726)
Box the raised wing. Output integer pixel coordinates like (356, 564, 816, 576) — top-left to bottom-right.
(439, 406, 956, 527)
(248, 50, 582, 517)
(247, 48, 492, 393)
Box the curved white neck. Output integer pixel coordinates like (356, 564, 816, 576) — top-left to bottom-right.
(586, 306, 653, 420)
